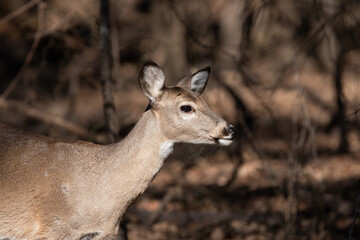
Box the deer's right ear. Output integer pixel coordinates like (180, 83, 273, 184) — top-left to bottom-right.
(139, 61, 165, 102)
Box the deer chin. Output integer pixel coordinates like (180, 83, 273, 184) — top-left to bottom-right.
(210, 136, 233, 146)
(218, 138, 233, 146)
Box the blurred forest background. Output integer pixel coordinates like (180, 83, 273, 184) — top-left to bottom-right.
(0, 0, 360, 239)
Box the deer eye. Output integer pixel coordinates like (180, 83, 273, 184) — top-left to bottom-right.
(180, 105, 194, 113)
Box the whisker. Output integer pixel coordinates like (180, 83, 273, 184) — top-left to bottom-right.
(206, 145, 222, 155)
(181, 146, 207, 168)
(180, 145, 222, 169)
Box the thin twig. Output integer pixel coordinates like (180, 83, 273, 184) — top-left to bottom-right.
(0, 0, 38, 26)
(1, 0, 45, 99)
(345, 108, 360, 121)
(148, 186, 182, 226)
(0, 98, 91, 139)
(349, 191, 360, 240)
(41, 12, 74, 37)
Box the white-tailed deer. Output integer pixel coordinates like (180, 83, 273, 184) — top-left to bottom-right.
(0, 62, 234, 239)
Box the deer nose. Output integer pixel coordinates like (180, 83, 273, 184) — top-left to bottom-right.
(228, 125, 235, 135)
(223, 124, 236, 138)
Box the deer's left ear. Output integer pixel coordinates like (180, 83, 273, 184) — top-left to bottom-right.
(177, 66, 211, 96)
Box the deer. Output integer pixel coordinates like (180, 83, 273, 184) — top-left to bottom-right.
(0, 61, 235, 240)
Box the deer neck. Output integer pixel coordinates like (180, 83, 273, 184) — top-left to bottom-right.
(116, 109, 173, 164)
(98, 110, 173, 219)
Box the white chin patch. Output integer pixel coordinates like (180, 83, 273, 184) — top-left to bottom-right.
(218, 139, 233, 146)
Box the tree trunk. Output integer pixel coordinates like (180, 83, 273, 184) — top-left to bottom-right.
(151, 0, 187, 83)
(100, 0, 118, 143)
(99, 0, 126, 239)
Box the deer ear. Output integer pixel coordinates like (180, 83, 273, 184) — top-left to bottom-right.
(177, 67, 211, 96)
(139, 61, 165, 102)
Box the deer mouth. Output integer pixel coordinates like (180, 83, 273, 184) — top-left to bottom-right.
(211, 136, 233, 146)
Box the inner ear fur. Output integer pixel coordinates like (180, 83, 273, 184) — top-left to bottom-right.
(139, 61, 165, 101)
(177, 66, 211, 96)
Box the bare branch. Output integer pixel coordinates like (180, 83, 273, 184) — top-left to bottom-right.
(0, 0, 38, 26)
(345, 108, 360, 121)
(100, 0, 118, 144)
(1, 0, 45, 99)
(0, 98, 90, 139)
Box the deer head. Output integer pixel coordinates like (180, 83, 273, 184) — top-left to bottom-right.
(139, 61, 235, 147)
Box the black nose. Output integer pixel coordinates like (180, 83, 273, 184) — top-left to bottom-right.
(223, 124, 235, 138)
(228, 125, 235, 135)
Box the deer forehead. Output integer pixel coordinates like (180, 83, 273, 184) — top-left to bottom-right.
(162, 87, 202, 105)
